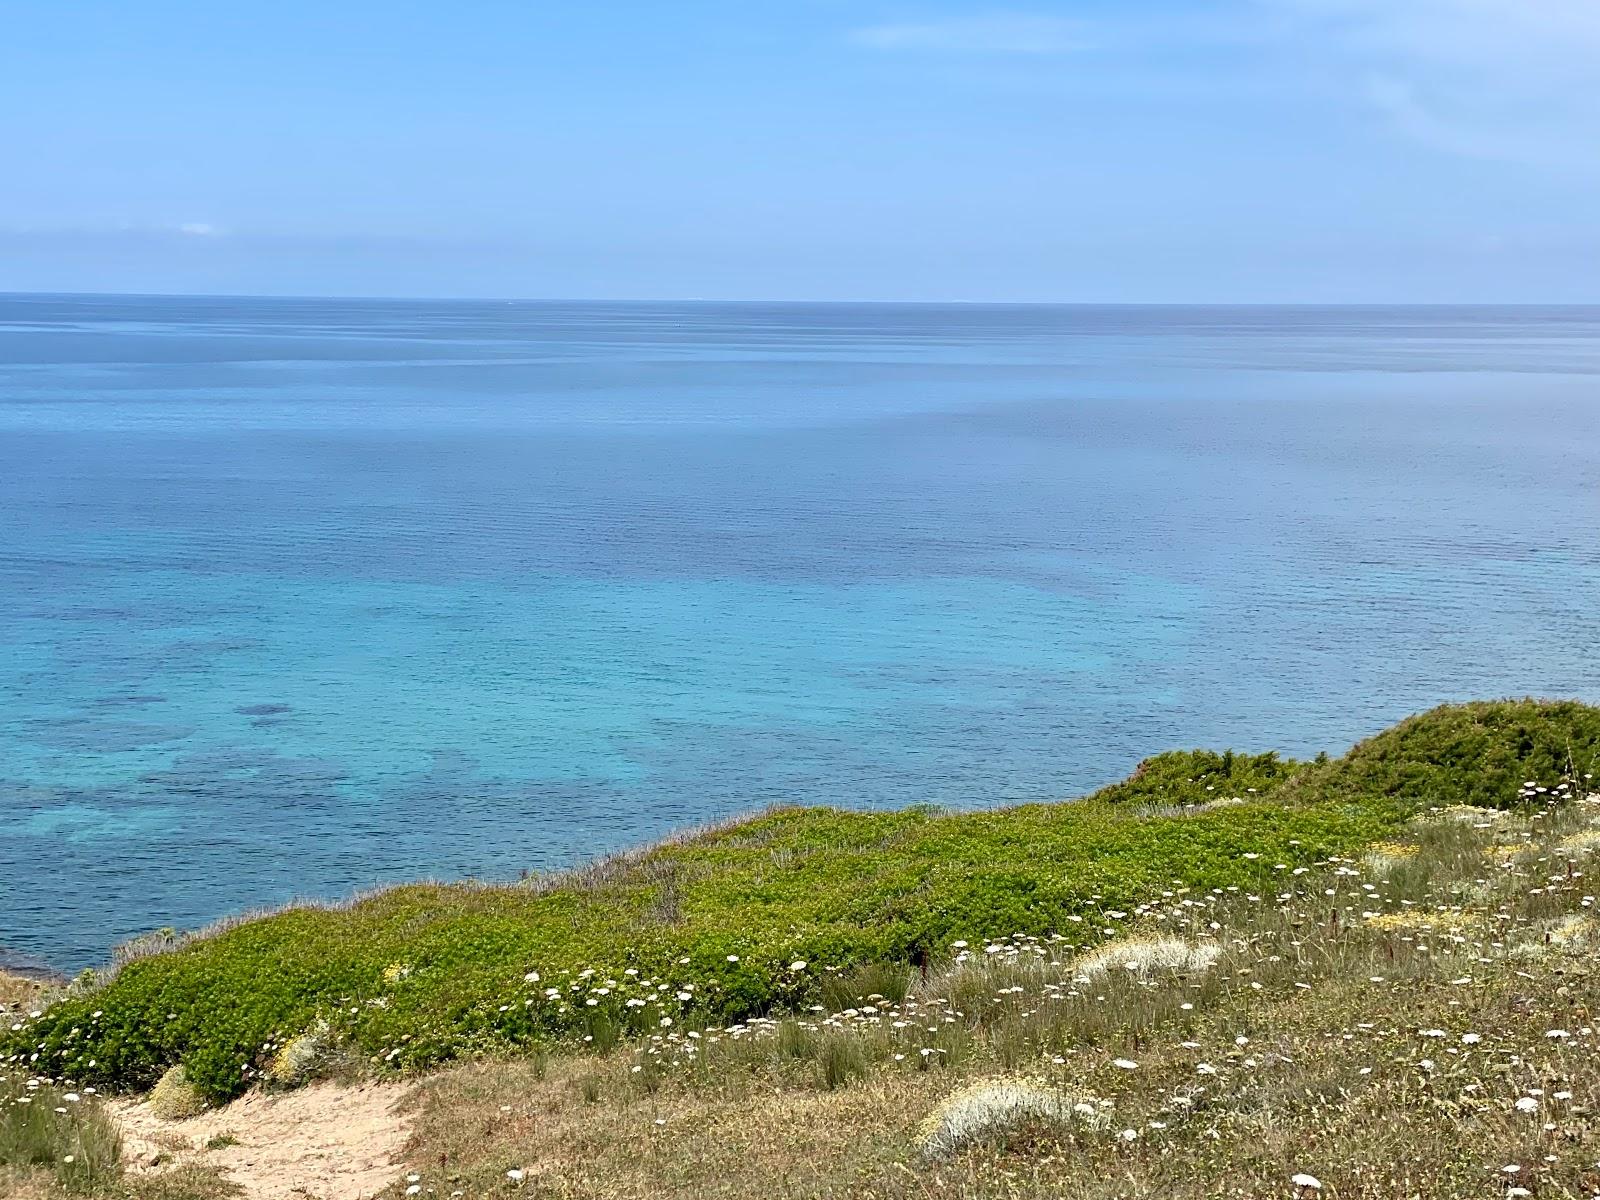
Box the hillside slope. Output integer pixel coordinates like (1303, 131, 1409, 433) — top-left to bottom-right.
(4, 699, 1599, 1199)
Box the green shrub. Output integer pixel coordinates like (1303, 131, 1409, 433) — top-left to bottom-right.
(1296, 699, 1600, 818)
(6, 700, 1597, 1106)
(1090, 748, 1305, 809)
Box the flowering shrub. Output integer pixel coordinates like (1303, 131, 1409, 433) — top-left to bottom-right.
(1072, 935, 1221, 979)
(918, 1076, 1102, 1157)
(264, 1018, 334, 1089)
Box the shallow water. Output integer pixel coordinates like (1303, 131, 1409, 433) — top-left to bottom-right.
(2, 296, 1597, 970)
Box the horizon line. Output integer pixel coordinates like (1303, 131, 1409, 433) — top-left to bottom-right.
(5, 288, 1600, 309)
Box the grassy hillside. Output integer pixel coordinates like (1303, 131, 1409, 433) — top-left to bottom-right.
(4, 700, 1598, 1124)
(379, 756, 1600, 1199)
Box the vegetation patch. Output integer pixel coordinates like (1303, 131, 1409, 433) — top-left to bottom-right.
(0, 1072, 121, 1194)
(380, 760, 1600, 1199)
(5, 700, 1599, 1114)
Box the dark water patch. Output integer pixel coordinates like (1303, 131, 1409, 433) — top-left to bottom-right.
(160, 638, 261, 665)
(22, 717, 194, 752)
(236, 703, 292, 716)
(138, 747, 351, 793)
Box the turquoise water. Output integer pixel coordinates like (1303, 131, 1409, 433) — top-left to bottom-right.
(3, 296, 1598, 971)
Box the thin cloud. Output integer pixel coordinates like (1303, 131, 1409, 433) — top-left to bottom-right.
(1362, 77, 1522, 164)
(848, 14, 1087, 55)
(1270, 0, 1600, 169)
(177, 222, 222, 237)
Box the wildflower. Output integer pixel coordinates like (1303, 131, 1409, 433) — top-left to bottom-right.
(506, 1168, 526, 1182)
(1291, 1174, 1322, 1192)
(1514, 1097, 1539, 1113)
(789, 960, 807, 971)
(1112, 1058, 1139, 1070)
(1461, 1033, 1482, 1044)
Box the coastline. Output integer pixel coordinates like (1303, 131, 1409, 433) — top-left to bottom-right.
(6, 699, 1600, 1200)
(0, 945, 66, 982)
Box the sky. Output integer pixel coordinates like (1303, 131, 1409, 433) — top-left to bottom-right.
(3, 0, 1599, 302)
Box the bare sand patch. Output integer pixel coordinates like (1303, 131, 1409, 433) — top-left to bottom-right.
(114, 1079, 413, 1200)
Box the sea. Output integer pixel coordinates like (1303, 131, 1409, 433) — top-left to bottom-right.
(2, 294, 1597, 973)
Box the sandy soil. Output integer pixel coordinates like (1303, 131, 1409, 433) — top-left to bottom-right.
(114, 1079, 414, 1200)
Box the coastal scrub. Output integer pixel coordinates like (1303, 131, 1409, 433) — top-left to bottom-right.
(5, 700, 1598, 1108)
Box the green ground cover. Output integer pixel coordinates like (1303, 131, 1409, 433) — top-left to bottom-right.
(6, 700, 1598, 1106)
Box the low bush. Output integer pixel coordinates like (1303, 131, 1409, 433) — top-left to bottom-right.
(263, 1019, 333, 1089)
(148, 1065, 206, 1121)
(6, 700, 1598, 1107)
(917, 1076, 1100, 1158)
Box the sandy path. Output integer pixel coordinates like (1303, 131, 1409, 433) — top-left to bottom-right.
(114, 1080, 414, 1200)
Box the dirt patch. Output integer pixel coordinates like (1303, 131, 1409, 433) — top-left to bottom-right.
(0, 967, 63, 1016)
(114, 1079, 414, 1200)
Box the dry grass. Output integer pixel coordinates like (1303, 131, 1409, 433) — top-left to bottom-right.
(0, 1165, 240, 1200)
(0, 972, 62, 1019)
(381, 790, 1600, 1199)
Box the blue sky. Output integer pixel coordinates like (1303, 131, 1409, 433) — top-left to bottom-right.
(4, 1, 1598, 301)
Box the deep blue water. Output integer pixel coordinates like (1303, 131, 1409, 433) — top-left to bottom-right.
(3, 295, 1598, 972)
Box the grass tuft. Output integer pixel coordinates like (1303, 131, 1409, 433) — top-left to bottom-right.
(0, 1073, 121, 1194)
(148, 1066, 206, 1121)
